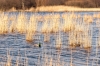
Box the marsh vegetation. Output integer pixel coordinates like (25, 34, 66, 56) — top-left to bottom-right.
(0, 12, 99, 66)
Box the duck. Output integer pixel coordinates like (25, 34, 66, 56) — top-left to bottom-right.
(34, 43, 41, 48)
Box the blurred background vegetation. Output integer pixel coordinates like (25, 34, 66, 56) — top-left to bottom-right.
(0, 0, 100, 10)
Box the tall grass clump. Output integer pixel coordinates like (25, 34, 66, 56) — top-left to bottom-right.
(16, 13, 27, 34)
(62, 14, 75, 33)
(66, 13, 92, 49)
(26, 15, 37, 42)
(94, 14, 100, 19)
(9, 15, 17, 33)
(74, 24, 85, 47)
(41, 18, 49, 34)
(40, 15, 50, 42)
(26, 15, 37, 34)
(68, 31, 75, 47)
(83, 36, 92, 49)
(26, 32, 34, 42)
(82, 15, 92, 49)
(0, 13, 9, 34)
(50, 14, 60, 33)
(83, 15, 93, 24)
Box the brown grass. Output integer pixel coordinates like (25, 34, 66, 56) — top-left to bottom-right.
(35, 5, 100, 12)
(4, 5, 100, 12)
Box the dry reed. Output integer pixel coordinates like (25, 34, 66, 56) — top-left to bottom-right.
(25, 15, 37, 42)
(16, 13, 27, 34)
(62, 14, 75, 33)
(0, 13, 8, 34)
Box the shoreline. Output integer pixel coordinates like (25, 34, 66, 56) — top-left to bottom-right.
(5, 6, 100, 12)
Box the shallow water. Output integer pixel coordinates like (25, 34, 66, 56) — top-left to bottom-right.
(0, 12, 100, 66)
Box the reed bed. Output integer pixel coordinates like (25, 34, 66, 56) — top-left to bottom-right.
(0, 12, 100, 66)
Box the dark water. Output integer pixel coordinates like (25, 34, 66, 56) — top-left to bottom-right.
(0, 12, 100, 66)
